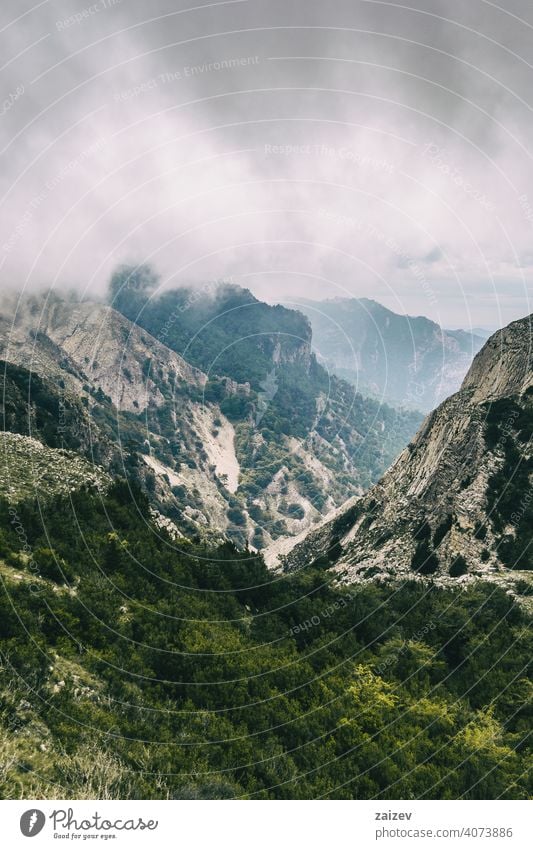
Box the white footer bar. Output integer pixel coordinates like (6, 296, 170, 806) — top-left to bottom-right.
(1, 799, 530, 848)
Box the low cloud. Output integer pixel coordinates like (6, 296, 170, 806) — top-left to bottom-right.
(0, 0, 531, 328)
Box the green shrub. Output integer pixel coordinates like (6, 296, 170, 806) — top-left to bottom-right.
(34, 548, 75, 584)
(433, 515, 452, 547)
(227, 506, 246, 526)
(411, 540, 439, 574)
(474, 522, 487, 541)
(449, 555, 468, 577)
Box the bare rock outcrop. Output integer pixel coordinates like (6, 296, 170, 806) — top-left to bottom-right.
(276, 315, 533, 581)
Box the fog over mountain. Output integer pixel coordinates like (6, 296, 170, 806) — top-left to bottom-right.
(0, 0, 532, 328)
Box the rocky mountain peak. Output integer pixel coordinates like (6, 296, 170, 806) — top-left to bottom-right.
(274, 313, 533, 580)
(460, 315, 533, 402)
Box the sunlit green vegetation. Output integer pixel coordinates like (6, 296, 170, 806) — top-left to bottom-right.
(0, 482, 530, 799)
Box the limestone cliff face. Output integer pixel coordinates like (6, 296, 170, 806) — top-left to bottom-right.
(276, 315, 533, 579)
(0, 294, 238, 538)
(1, 295, 206, 413)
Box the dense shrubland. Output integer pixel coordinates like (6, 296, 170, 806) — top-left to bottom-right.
(0, 483, 530, 799)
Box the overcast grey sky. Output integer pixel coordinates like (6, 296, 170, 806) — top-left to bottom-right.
(1, 0, 532, 327)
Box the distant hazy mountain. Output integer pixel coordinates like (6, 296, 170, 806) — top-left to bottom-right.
(469, 326, 497, 340)
(293, 297, 485, 412)
(272, 314, 533, 577)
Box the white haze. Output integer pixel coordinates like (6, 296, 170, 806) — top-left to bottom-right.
(0, 0, 532, 328)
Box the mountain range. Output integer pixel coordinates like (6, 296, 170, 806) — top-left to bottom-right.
(1, 275, 530, 580)
(294, 297, 485, 412)
(0, 277, 421, 549)
(0, 276, 531, 801)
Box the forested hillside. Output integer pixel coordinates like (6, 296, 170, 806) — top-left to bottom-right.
(108, 267, 422, 547)
(0, 287, 422, 549)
